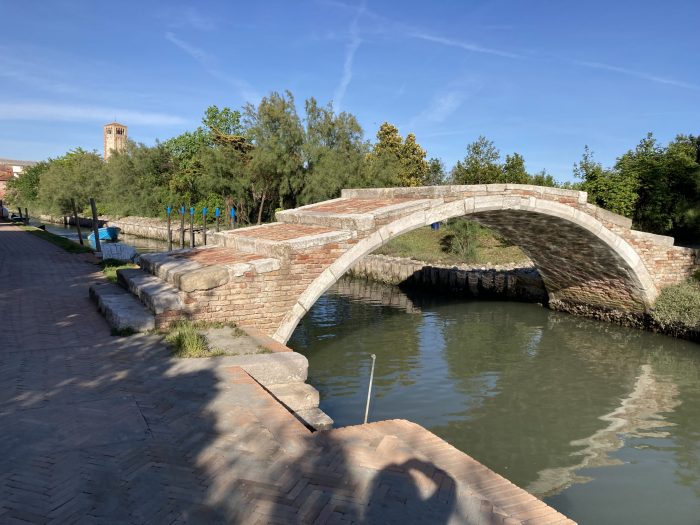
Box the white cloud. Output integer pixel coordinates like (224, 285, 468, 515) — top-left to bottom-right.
(574, 60, 700, 91)
(410, 32, 521, 59)
(332, 3, 365, 112)
(165, 32, 260, 103)
(0, 102, 187, 126)
(409, 79, 482, 129)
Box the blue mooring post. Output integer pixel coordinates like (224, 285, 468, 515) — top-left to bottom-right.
(166, 206, 172, 251)
(179, 206, 185, 248)
(189, 207, 195, 247)
(202, 207, 207, 245)
(230, 207, 236, 229)
(215, 207, 220, 232)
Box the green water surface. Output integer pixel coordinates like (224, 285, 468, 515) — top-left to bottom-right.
(289, 278, 700, 525)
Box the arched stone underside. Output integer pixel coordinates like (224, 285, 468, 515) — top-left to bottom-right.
(273, 193, 660, 343)
(470, 210, 649, 317)
(138, 185, 697, 344)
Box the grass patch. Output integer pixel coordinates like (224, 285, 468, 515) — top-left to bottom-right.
(651, 279, 700, 329)
(20, 225, 93, 254)
(164, 321, 225, 358)
(374, 221, 529, 266)
(100, 258, 137, 283)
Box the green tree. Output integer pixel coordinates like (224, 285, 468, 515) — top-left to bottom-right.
(502, 153, 530, 184)
(300, 98, 366, 203)
(103, 141, 176, 216)
(5, 161, 49, 207)
(450, 136, 502, 184)
(616, 133, 699, 239)
(574, 145, 638, 217)
(36, 149, 105, 215)
(529, 169, 558, 188)
(364, 122, 429, 187)
(426, 157, 446, 185)
(163, 105, 246, 170)
(243, 90, 305, 222)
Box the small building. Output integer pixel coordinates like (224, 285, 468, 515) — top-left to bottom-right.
(0, 158, 37, 200)
(104, 122, 128, 159)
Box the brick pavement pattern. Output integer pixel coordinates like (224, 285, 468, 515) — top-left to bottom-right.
(0, 223, 575, 524)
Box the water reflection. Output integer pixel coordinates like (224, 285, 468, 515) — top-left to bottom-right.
(35, 221, 169, 254)
(290, 277, 700, 525)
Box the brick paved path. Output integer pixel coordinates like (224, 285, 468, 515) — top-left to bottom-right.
(0, 224, 574, 524)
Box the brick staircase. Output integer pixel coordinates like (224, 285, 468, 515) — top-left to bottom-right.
(88, 234, 337, 431)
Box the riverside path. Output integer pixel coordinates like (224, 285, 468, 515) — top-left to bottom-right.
(0, 222, 575, 524)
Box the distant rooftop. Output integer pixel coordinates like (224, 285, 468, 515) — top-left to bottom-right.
(0, 158, 37, 167)
(104, 122, 127, 127)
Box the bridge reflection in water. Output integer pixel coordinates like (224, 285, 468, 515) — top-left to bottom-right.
(290, 277, 700, 525)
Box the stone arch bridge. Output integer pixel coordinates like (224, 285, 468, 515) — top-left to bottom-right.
(129, 185, 697, 343)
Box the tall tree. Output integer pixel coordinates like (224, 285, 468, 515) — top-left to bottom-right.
(244, 91, 305, 222)
(36, 149, 105, 215)
(450, 136, 502, 184)
(502, 153, 530, 184)
(5, 161, 49, 206)
(616, 133, 699, 239)
(103, 141, 176, 215)
(364, 123, 429, 187)
(301, 98, 366, 203)
(426, 157, 446, 185)
(574, 145, 638, 218)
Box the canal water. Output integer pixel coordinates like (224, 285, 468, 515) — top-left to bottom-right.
(33, 221, 169, 254)
(289, 278, 700, 525)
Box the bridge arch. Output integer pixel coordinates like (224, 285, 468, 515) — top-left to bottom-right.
(273, 195, 658, 343)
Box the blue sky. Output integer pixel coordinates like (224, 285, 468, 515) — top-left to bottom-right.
(1, 0, 698, 181)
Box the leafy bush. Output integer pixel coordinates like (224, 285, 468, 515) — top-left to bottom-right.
(442, 219, 482, 260)
(651, 279, 700, 329)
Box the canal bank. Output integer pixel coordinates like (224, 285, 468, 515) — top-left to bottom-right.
(1, 221, 576, 524)
(348, 254, 699, 342)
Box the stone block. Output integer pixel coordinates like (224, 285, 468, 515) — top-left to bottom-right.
(267, 382, 320, 411)
(117, 268, 183, 314)
(178, 265, 230, 292)
(295, 407, 334, 431)
(89, 282, 155, 332)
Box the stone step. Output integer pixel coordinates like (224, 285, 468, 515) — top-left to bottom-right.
(267, 382, 320, 412)
(89, 282, 155, 332)
(138, 249, 282, 292)
(295, 407, 334, 431)
(117, 268, 184, 315)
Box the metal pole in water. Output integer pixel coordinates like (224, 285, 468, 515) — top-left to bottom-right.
(363, 354, 376, 424)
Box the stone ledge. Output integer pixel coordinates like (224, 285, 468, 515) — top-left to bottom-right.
(88, 282, 155, 332)
(167, 352, 309, 386)
(117, 268, 184, 314)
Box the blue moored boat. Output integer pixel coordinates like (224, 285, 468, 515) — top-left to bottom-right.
(88, 226, 120, 245)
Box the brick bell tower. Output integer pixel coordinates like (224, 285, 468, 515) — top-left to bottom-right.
(104, 122, 128, 159)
